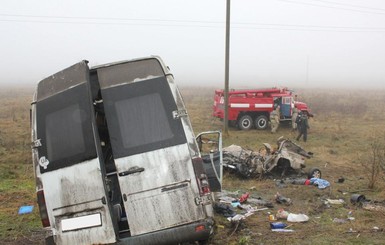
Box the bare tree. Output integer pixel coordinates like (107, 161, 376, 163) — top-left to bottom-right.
(360, 132, 385, 189)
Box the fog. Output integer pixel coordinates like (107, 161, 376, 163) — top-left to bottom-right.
(1, 0, 385, 89)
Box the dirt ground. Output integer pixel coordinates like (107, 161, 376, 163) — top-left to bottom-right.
(208, 166, 385, 245)
(1, 86, 385, 244)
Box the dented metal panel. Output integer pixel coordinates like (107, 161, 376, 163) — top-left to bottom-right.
(37, 61, 89, 101)
(41, 158, 116, 245)
(223, 138, 311, 177)
(32, 56, 214, 244)
(115, 144, 204, 236)
(95, 56, 210, 239)
(33, 61, 116, 245)
(169, 76, 200, 158)
(96, 58, 164, 89)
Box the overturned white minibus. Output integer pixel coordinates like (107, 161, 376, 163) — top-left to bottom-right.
(31, 56, 222, 245)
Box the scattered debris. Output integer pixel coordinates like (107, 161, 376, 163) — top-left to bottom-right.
(222, 137, 318, 178)
(268, 214, 276, 221)
(309, 178, 330, 189)
(347, 210, 355, 220)
(289, 178, 308, 185)
(287, 213, 309, 223)
(238, 204, 261, 213)
(247, 197, 274, 208)
(272, 209, 309, 222)
(362, 202, 385, 212)
(239, 192, 250, 203)
(214, 191, 268, 224)
(270, 222, 287, 229)
(275, 179, 288, 188)
(325, 199, 345, 205)
(276, 209, 290, 219)
(372, 226, 384, 232)
(350, 194, 385, 212)
(350, 194, 368, 205)
(337, 189, 348, 195)
(336, 177, 345, 183)
(271, 228, 295, 232)
(345, 228, 358, 233)
(213, 203, 236, 218)
(227, 214, 247, 223)
(333, 218, 348, 224)
(231, 202, 241, 208)
(18, 205, 34, 215)
(275, 192, 292, 206)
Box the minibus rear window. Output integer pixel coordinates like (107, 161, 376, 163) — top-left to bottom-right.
(36, 84, 97, 172)
(116, 93, 174, 149)
(101, 77, 186, 158)
(45, 104, 86, 162)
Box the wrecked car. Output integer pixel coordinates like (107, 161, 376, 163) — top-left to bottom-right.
(223, 137, 321, 179)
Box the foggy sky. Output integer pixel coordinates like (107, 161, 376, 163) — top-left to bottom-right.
(1, 0, 385, 89)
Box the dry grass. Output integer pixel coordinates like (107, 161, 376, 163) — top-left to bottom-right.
(1, 84, 385, 244)
(180, 85, 385, 245)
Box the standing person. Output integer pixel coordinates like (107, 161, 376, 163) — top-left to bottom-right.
(291, 105, 298, 131)
(296, 111, 303, 132)
(296, 111, 309, 142)
(270, 105, 280, 133)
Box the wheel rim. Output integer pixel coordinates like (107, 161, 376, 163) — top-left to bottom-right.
(242, 119, 250, 128)
(312, 170, 321, 179)
(258, 119, 266, 128)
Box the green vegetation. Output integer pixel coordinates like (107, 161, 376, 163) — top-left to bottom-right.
(1, 85, 385, 244)
(0, 86, 44, 244)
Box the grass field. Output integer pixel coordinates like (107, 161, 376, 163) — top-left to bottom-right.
(0, 85, 385, 244)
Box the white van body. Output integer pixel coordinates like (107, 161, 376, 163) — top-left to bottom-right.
(31, 56, 221, 245)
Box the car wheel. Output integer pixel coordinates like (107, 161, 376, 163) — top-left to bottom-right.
(238, 115, 253, 130)
(308, 168, 321, 179)
(254, 115, 268, 130)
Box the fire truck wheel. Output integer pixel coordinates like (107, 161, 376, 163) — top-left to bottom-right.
(254, 115, 268, 130)
(238, 115, 253, 130)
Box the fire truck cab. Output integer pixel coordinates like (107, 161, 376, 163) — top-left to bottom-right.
(213, 87, 310, 130)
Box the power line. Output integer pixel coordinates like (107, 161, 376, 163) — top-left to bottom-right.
(0, 13, 224, 25)
(0, 19, 223, 28)
(310, 0, 385, 12)
(1, 13, 385, 32)
(2, 12, 385, 29)
(232, 26, 385, 32)
(233, 22, 385, 30)
(277, 0, 385, 15)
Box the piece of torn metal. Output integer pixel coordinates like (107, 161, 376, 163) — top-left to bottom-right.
(222, 137, 317, 178)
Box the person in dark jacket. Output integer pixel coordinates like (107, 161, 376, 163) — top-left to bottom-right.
(296, 111, 309, 142)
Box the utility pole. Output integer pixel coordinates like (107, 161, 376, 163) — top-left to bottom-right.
(224, 0, 230, 135)
(306, 55, 309, 85)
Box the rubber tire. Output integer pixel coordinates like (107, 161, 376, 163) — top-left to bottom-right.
(350, 194, 366, 205)
(308, 168, 322, 179)
(238, 115, 253, 130)
(254, 115, 268, 130)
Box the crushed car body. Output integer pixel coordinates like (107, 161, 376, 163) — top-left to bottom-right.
(223, 137, 320, 178)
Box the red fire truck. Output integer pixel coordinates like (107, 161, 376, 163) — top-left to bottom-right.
(213, 87, 310, 130)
